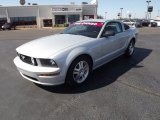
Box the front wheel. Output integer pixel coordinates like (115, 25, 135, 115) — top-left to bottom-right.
(66, 56, 92, 86)
(125, 40, 135, 57)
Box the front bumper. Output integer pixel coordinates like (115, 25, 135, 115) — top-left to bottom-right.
(14, 57, 65, 86)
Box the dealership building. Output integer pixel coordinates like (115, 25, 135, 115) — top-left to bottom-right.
(0, 3, 97, 28)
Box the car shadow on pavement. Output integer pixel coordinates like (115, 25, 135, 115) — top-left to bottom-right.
(36, 47, 152, 94)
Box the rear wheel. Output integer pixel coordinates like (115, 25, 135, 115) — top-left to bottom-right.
(125, 40, 135, 57)
(66, 56, 92, 86)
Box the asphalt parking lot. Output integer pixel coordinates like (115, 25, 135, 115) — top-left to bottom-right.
(0, 28, 160, 120)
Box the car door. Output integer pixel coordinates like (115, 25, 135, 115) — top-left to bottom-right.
(97, 22, 126, 64)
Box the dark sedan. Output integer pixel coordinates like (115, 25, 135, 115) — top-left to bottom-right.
(1, 23, 16, 30)
(141, 19, 150, 27)
(150, 22, 157, 27)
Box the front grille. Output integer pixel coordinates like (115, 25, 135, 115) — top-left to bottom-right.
(18, 53, 37, 66)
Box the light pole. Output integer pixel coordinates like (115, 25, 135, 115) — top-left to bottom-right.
(134, 13, 136, 19)
(120, 8, 123, 19)
(105, 12, 107, 19)
(145, 12, 147, 19)
(146, 0, 151, 19)
(117, 13, 121, 19)
(158, 10, 160, 16)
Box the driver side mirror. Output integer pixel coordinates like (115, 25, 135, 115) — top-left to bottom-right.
(102, 30, 115, 37)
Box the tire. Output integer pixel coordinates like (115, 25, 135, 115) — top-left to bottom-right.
(66, 56, 92, 86)
(125, 40, 135, 57)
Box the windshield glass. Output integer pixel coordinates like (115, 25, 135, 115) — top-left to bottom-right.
(62, 22, 104, 38)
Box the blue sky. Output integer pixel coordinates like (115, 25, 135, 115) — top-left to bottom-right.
(0, 0, 160, 19)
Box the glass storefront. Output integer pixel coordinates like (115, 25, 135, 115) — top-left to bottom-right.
(55, 15, 66, 24)
(0, 18, 7, 26)
(10, 16, 36, 26)
(68, 15, 80, 24)
(43, 19, 52, 27)
(55, 15, 80, 25)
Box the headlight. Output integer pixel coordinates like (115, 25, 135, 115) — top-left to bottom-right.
(17, 52, 38, 66)
(40, 59, 58, 67)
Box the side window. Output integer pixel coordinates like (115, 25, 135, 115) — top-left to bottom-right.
(124, 24, 130, 30)
(102, 22, 123, 35)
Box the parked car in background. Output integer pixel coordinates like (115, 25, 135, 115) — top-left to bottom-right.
(122, 19, 143, 28)
(14, 19, 138, 86)
(0, 20, 6, 30)
(1, 22, 16, 30)
(122, 19, 135, 26)
(150, 22, 157, 27)
(141, 19, 150, 27)
(0, 23, 3, 30)
(134, 19, 143, 28)
(153, 20, 160, 27)
(149, 19, 157, 27)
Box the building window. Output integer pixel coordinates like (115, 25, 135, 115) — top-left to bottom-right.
(0, 18, 7, 25)
(55, 15, 66, 24)
(43, 19, 52, 27)
(68, 15, 80, 24)
(10, 16, 37, 26)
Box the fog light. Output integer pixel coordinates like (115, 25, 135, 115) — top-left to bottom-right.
(39, 72, 60, 76)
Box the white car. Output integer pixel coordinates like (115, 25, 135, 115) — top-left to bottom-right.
(14, 19, 138, 86)
(122, 19, 135, 26)
(153, 20, 160, 27)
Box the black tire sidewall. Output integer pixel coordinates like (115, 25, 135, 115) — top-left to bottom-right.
(66, 56, 92, 86)
(125, 40, 135, 57)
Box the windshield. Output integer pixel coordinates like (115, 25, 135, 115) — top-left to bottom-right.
(62, 22, 104, 38)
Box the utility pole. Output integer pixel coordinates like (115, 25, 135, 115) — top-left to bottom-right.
(120, 8, 123, 19)
(145, 12, 147, 19)
(158, 10, 160, 16)
(105, 12, 107, 19)
(146, 0, 151, 19)
(134, 13, 136, 19)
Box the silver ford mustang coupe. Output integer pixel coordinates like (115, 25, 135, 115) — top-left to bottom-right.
(14, 19, 138, 86)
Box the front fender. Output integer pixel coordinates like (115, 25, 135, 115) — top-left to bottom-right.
(66, 47, 92, 68)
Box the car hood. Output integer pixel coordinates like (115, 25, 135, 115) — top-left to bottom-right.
(16, 34, 92, 58)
